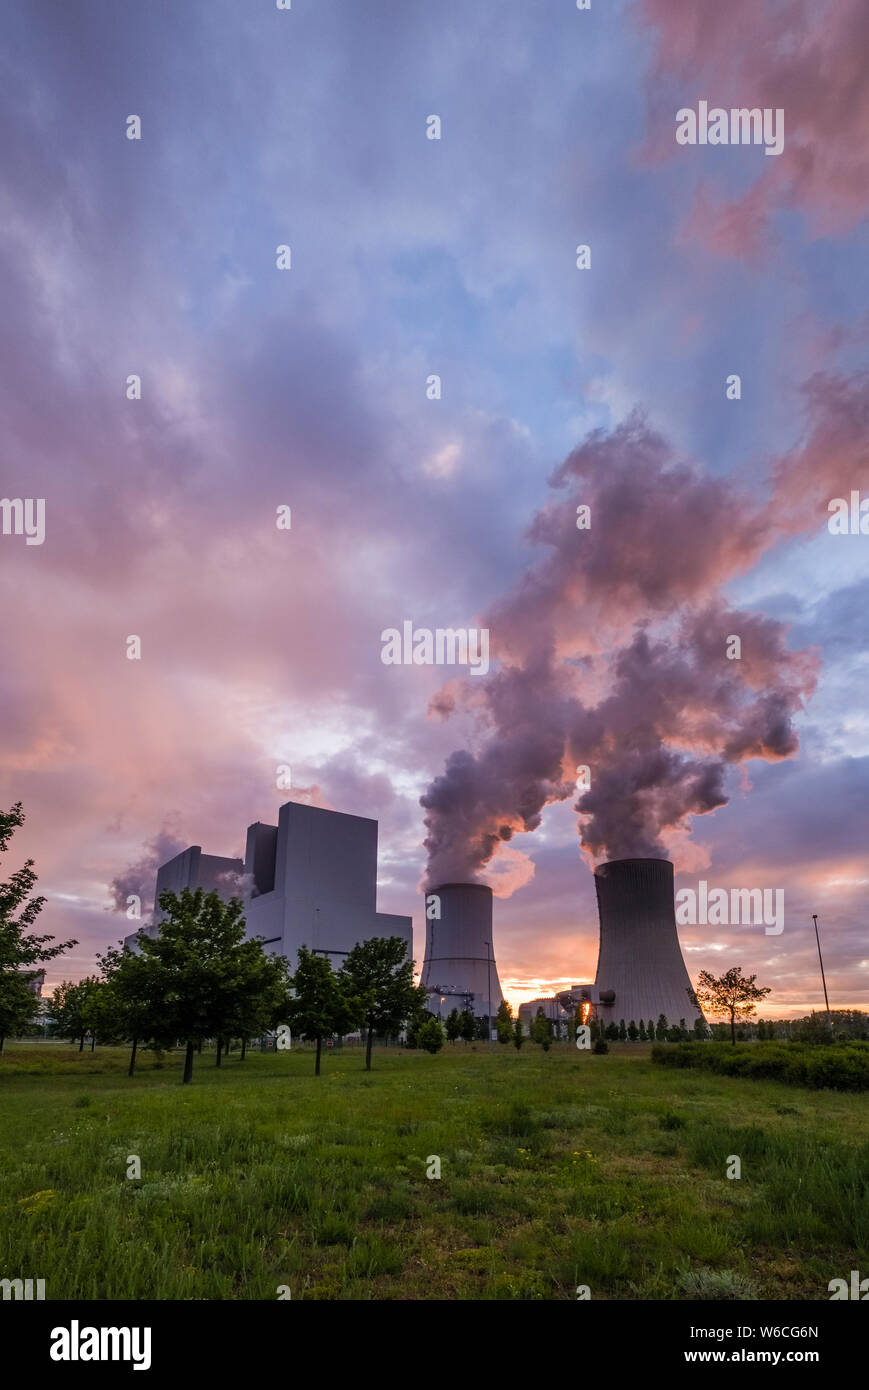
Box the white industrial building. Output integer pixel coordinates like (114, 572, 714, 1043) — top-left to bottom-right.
(124, 802, 412, 966)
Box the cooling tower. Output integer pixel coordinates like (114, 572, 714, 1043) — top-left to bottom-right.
(593, 858, 703, 1028)
(421, 883, 504, 1019)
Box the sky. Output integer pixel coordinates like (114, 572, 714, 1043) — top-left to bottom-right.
(1, 0, 867, 1019)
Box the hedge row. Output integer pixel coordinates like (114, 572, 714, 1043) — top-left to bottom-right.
(651, 1040, 869, 1092)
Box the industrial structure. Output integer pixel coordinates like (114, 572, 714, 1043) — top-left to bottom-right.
(124, 802, 412, 966)
(517, 995, 570, 1035)
(558, 858, 703, 1029)
(421, 882, 503, 1019)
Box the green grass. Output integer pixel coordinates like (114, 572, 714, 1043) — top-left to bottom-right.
(1, 1041, 866, 1300)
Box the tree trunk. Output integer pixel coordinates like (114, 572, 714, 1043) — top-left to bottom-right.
(365, 1024, 373, 1071)
(730, 1012, 736, 1045)
(0, 1036, 4, 1053)
(183, 1039, 195, 1084)
(128, 1037, 138, 1077)
(315, 1035, 322, 1076)
(215, 1037, 222, 1067)
(240, 1038, 247, 1060)
(79, 1034, 85, 1052)
(91, 1035, 96, 1052)
(197, 1040, 203, 1054)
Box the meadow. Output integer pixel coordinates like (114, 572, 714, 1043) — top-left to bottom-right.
(1, 1041, 866, 1301)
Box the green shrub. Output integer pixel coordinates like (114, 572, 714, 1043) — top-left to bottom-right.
(651, 1042, 869, 1091)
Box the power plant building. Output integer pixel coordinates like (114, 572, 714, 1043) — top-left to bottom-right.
(421, 882, 503, 1019)
(587, 857, 703, 1028)
(124, 802, 412, 966)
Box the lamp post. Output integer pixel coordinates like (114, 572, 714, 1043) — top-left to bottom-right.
(812, 914, 833, 1034)
(485, 940, 493, 1049)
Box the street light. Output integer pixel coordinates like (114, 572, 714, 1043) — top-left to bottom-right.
(812, 913, 834, 1034)
(484, 940, 493, 1049)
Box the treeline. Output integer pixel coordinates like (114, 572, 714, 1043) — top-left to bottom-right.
(42, 887, 437, 1082)
(588, 1016, 706, 1043)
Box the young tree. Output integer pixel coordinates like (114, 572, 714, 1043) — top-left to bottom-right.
(288, 946, 362, 1075)
(513, 1016, 524, 1050)
(695, 966, 772, 1046)
(459, 1008, 476, 1043)
(445, 1007, 461, 1044)
(692, 1014, 709, 1040)
(638, 1019, 647, 1041)
(604, 1021, 619, 1041)
(627, 1020, 639, 1041)
(135, 886, 291, 1084)
(81, 979, 128, 1049)
(495, 998, 513, 1044)
(49, 977, 100, 1050)
(656, 1013, 669, 1041)
(96, 944, 165, 1076)
(530, 1007, 553, 1052)
(0, 803, 76, 1051)
(417, 1017, 444, 1054)
(340, 936, 428, 1071)
(618, 1018, 627, 1042)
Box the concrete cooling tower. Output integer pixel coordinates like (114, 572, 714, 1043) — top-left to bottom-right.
(421, 883, 504, 1019)
(593, 858, 703, 1028)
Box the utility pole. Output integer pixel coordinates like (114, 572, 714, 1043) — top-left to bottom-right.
(812, 914, 833, 1035)
(485, 940, 493, 1049)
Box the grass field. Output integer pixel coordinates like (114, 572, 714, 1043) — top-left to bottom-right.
(1, 1041, 866, 1300)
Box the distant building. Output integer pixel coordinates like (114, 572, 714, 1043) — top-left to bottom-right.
(518, 996, 570, 1035)
(124, 802, 412, 969)
(21, 968, 45, 998)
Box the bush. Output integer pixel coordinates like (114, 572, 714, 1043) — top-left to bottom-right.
(651, 1042, 869, 1091)
(416, 1019, 445, 1054)
(593, 1038, 609, 1055)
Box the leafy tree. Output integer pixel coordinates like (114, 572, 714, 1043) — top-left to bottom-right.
(459, 1008, 476, 1043)
(0, 971, 35, 1049)
(81, 979, 128, 1049)
(0, 803, 76, 1051)
(530, 1007, 553, 1052)
(656, 1013, 669, 1041)
(604, 1021, 619, 1041)
(627, 1020, 639, 1041)
(694, 966, 772, 1046)
(618, 1018, 627, 1042)
(512, 1016, 524, 1050)
(49, 977, 101, 1050)
(495, 998, 513, 1044)
(288, 946, 361, 1075)
(692, 1015, 708, 1040)
(95, 944, 166, 1076)
(475, 1013, 490, 1041)
(445, 1007, 461, 1043)
(340, 936, 427, 1070)
(417, 1017, 444, 1054)
(135, 887, 292, 1083)
(638, 1019, 647, 1041)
